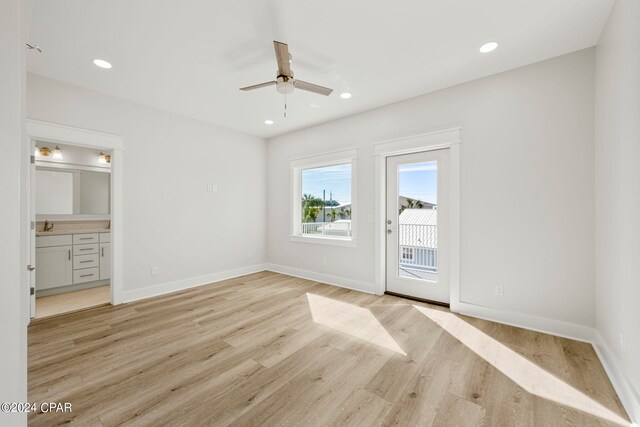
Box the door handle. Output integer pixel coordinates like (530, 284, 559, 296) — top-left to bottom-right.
(27, 265, 35, 272)
(386, 220, 392, 225)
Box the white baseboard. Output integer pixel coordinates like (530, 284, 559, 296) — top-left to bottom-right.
(266, 263, 376, 295)
(593, 332, 640, 425)
(451, 301, 596, 343)
(122, 263, 268, 303)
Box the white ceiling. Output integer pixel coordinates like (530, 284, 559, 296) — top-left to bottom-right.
(27, 0, 613, 138)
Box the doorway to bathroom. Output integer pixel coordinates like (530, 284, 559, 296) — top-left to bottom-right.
(25, 120, 124, 320)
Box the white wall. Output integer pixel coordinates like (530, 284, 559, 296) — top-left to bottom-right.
(28, 73, 267, 297)
(0, 0, 29, 424)
(268, 49, 595, 329)
(595, 0, 640, 417)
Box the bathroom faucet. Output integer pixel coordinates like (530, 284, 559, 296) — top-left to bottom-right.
(43, 221, 54, 232)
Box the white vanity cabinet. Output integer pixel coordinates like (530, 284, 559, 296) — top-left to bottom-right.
(36, 244, 73, 290)
(36, 231, 111, 292)
(99, 233, 111, 281)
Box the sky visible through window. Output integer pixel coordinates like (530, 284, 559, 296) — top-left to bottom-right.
(301, 161, 437, 206)
(398, 161, 437, 205)
(302, 164, 352, 205)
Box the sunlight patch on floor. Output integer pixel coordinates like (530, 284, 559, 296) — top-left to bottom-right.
(413, 305, 630, 426)
(306, 293, 407, 355)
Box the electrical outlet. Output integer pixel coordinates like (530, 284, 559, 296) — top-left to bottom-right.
(322, 257, 328, 266)
(495, 285, 504, 297)
(206, 184, 218, 192)
(619, 331, 624, 351)
(151, 266, 159, 276)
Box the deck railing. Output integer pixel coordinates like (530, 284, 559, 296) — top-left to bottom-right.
(301, 222, 352, 237)
(398, 224, 437, 272)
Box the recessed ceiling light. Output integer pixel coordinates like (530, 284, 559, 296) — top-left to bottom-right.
(264, 120, 274, 125)
(340, 92, 352, 99)
(92, 58, 112, 69)
(479, 42, 498, 53)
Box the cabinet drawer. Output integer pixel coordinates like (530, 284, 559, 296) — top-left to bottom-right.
(73, 267, 100, 284)
(100, 232, 111, 243)
(36, 234, 73, 248)
(73, 243, 99, 256)
(73, 253, 99, 270)
(73, 233, 99, 244)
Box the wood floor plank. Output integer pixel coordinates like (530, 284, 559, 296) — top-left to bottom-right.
(27, 272, 631, 426)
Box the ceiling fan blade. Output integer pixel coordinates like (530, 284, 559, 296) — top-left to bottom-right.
(273, 41, 292, 77)
(293, 80, 333, 96)
(239, 81, 276, 91)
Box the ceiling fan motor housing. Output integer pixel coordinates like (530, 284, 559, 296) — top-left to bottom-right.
(276, 75, 295, 94)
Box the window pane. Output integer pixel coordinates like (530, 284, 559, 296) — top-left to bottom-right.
(301, 163, 352, 238)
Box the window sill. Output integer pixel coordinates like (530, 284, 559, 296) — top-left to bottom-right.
(289, 235, 357, 247)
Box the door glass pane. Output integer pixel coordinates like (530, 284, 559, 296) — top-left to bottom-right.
(397, 161, 437, 281)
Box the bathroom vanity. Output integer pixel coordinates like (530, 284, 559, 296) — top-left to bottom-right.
(36, 230, 111, 294)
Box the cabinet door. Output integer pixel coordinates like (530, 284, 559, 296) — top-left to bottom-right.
(36, 246, 73, 290)
(100, 243, 111, 280)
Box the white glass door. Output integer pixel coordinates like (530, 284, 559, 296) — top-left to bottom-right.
(385, 149, 449, 303)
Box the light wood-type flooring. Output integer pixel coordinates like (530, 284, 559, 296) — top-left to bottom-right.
(35, 285, 110, 319)
(28, 272, 630, 426)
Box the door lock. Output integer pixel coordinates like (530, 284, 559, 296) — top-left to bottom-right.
(27, 265, 35, 272)
(387, 229, 392, 234)
(386, 220, 392, 225)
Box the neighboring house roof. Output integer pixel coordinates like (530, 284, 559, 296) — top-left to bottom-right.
(319, 204, 351, 210)
(398, 196, 436, 210)
(399, 209, 437, 226)
(399, 209, 437, 248)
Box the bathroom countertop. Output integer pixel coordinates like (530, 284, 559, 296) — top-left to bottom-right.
(36, 229, 111, 237)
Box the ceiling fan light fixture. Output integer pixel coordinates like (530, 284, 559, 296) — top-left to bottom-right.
(276, 78, 295, 95)
(479, 42, 498, 53)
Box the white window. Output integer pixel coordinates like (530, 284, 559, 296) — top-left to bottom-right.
(401, 247, 414, 261)
(290, 149, 357, 246)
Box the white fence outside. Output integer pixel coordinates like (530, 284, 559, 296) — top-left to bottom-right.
(301, 221, 352, 237)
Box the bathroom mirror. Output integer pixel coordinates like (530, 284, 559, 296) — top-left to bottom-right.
(36, 168, 111, 215)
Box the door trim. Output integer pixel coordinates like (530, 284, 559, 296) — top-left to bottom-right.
(373, 128, 461, 310)
(26, 119, 125, 313)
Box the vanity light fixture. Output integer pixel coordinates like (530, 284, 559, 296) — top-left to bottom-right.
(52, 146, 63, 160)
(105, 155, 111, 164)
(34, 146, 39, 157)
(98, 152, 107, 164)
(38, 146, 52, 157)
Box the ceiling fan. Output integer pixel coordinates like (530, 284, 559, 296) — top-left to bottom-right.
(240, 41, 333, 97)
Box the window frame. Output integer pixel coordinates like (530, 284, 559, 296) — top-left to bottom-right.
(290, 148, 357, 247)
